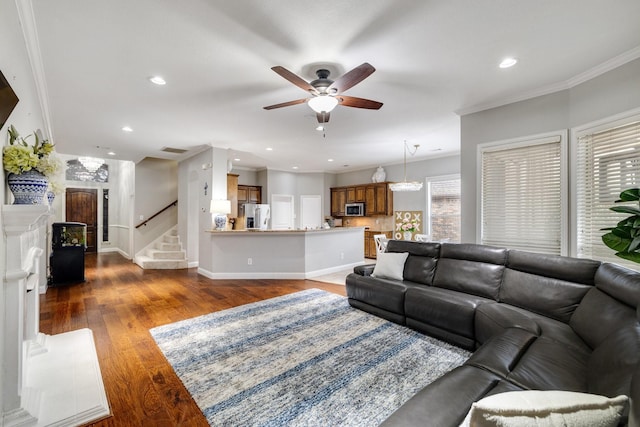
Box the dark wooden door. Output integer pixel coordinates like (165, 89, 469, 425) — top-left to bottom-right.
(66, 188, 98, 253)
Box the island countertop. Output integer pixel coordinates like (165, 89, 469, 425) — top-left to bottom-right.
(207, 226, 365, 235)
(199, 226, 365, 280)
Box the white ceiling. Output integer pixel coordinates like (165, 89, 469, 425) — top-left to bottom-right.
(30, 0, 640, 172)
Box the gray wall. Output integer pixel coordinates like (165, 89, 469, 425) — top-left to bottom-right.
(335, 155, 461, 213)
(460, 58, 640, 243)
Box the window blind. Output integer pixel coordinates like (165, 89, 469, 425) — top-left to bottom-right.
(481, 137, 561, 254)
(576, 120, 640, 268)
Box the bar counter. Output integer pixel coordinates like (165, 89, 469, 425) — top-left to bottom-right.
(198, 227, 365, 280)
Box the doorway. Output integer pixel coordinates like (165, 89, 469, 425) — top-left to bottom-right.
(66, 188, 98, 253)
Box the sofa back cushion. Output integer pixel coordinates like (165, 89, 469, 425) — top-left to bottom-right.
(499, 251, 598, 323)
(570, 263, 640, 349)
(386, 240, 440, 286)
(433, 243, 507, 300)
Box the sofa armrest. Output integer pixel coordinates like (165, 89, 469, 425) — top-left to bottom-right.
(353, 263, 376, 276)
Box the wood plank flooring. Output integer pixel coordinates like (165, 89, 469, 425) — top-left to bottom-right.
(39, 253, 347, 426)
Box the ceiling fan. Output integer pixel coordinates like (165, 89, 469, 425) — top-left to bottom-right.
(263, 62, 383, 124)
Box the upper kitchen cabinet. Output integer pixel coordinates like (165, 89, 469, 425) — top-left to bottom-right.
(330, 183, 393, 217)
(238, 185, 262, 205)
(331, 187, 347, 217)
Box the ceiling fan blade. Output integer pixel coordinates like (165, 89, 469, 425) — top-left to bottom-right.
(337, 95, 383, 110)
(271, 66, 318, 94)
(316, 112, 330, 123)
(328, 63, 375, 94)
(263, 98, 308, 110)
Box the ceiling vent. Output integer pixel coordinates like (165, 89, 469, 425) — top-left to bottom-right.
(161, 147, 188, 154)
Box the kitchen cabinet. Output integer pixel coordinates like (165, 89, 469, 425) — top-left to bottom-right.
(364, 230, 392, 259)
(331, 188, 346, 216)
(346, 186, 365, 203)
(227, 174, 239, 218)
(366, 183, 393, 216)
(237, 185, 261, 205)
(331, 183, 392, 217)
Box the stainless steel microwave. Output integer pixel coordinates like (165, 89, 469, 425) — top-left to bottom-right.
(345, 203, 365, 216)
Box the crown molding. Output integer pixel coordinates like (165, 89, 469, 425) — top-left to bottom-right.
(15, 0, 54, 140)
(456, 45, 640, 116)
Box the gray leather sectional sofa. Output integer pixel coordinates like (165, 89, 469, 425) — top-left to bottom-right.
(345, 240, 640, 426)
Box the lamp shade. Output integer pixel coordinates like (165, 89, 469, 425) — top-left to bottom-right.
(308, 95, 338, 113)
(210, 199, 231, 214)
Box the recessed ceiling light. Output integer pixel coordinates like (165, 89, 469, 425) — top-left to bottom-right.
(328, 158, 334, 162)
(234, 158, 240, 161)
(107, 151, 116, 156)
(292, 166, 299, 170)
(266, 147, 273, 151)
(499, 57, 518, 68)
(122, 126, 133, 132)
(316, 125, 324, 131)
(149, 76, 166, 85)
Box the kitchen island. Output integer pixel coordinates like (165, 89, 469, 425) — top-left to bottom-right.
(198, 227, 365, 280)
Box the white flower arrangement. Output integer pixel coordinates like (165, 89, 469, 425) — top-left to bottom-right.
(3, 125, 61, 177)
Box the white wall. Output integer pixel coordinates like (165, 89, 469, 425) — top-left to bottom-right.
(133, 158, 178, 255)
(178, 146, 227, 270)
(0, 0, 48, 417)
(460, 58, 640, 243)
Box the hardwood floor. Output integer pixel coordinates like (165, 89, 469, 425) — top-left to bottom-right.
(39, 253, 347, 426)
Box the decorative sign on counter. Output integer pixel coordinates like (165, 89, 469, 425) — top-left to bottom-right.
(395, 210, 422, 241)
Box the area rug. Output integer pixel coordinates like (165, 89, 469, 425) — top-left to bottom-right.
(150, 289, 470, 426)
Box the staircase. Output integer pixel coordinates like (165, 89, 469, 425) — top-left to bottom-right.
(135, 228, 188, 269)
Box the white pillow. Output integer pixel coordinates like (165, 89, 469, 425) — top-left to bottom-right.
(371, 252, 409, 280)
(459, 390, 628, 427)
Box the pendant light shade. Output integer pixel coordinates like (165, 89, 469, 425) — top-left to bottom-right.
(389, 141, 423, 192)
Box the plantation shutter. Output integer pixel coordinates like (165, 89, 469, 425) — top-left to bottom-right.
(481, 137, 562, 254)
(576, 120, 640, 269)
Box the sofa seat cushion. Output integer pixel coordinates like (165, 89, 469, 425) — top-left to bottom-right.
(380, 365, 524, 427)
(405, 286, 492, 343)
(506, 336, 589, 392)
(345, 274, 411, 315)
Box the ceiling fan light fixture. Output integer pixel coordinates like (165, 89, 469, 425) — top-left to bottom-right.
(308, 95, 338, 113)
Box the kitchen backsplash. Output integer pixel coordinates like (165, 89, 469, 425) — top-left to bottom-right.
(340, 215, 394, 231)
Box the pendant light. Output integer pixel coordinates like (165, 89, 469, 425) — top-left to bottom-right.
(389, 141, 423, 192)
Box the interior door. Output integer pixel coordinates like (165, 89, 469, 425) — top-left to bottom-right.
(66, 188, 98, 253)
(271, 194, 294, 230)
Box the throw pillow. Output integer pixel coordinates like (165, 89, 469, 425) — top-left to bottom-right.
(371, 252, 409, 281)
(459, 390, 628, 427)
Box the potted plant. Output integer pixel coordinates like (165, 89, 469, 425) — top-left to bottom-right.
(601, 188, 640, 264)
(3, 125, 61, 204)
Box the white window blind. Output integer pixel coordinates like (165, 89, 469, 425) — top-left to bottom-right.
(481, 137, 562, 254)
(576, 120, 640, 268)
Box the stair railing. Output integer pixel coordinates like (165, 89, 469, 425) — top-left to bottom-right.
(135, 200, 178, 228)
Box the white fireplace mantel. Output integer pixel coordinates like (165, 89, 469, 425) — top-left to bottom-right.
(2, 205, 110, 426)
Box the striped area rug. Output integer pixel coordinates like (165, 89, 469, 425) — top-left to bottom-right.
(150, 289, 470, 426)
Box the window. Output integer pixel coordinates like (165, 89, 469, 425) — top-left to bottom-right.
(575, 117, 640, 269)
(480, 132, 565, 255)
(426, 175, 460, 243)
